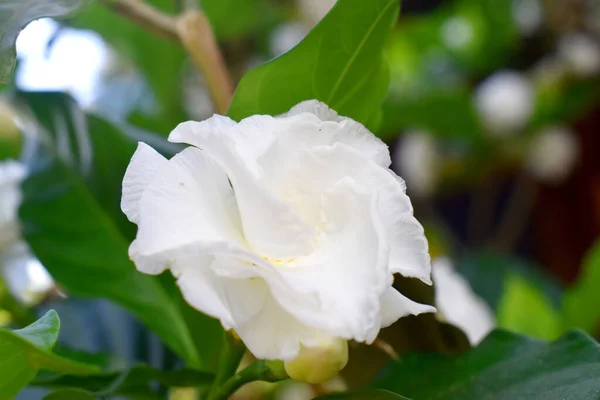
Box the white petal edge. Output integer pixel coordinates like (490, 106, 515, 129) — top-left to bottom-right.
(130, 146, 245, 275)
(121, 142, 168, 224)
(380, 287, 436, 328)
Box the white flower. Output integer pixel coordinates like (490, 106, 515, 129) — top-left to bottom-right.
(526, 125, 579, 184)
(475, 70, 534, 137)
(393, 131, 439, 197)
(122, 100, 434, 367)
(0, 161, 26, 252)
(558, 32, 600, 78)
(433, 257, 495, 345)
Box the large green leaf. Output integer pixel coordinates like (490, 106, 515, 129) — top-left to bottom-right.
(0, 310, 100, 399)
(0, 0, 87, 83)
(373, 329, 600, 400)
(227, 0, 399, 125)
(316, 390, 411, 400)
(15, 93, 201, 367)
(34, 363, 213, 399)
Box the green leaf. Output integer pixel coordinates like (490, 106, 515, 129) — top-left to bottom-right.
(0, 0, 87, 83)
(0, 310, 100, 399)
(457, 251, 563, 312)
(315, 390, 411, 399)
(497, 274, 561, 340)
(373, 329, 600, 400)
(201, 0, 276, 40)
(15, 92, 201, 366)
(227, 0, 399, 125)
(562, 240, 600, 334)
(342, 277, 470, 389)
(34, 363, 214, 398)
(42, 389, 95, 400)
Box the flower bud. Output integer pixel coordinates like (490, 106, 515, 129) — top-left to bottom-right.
(284, 339, 348, 384)
(475, 70, 534, 136)
(525, 125, 579, 184)
(558, 32, 600, 78)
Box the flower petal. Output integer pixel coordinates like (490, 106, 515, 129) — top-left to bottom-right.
(131, 146, 245, 274)
(234, 280, 331, 360)
(283, 100, 391, 167)
(379, 287, 436, 328)
(265, 142, 431, 283)
(168, 118, 315, 260)
(121, 142, 168, 224)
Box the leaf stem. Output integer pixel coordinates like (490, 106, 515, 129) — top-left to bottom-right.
(210, 360, 289, 400)
(206, 331, 246, 400)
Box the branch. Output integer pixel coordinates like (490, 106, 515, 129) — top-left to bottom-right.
(176, 10, 234, 114)
(99, 0, 179, 41)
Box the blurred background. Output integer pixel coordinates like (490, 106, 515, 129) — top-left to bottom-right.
(1, 0, 600, 398)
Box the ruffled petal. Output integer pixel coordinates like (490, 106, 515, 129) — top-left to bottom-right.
(264, 142, 431, 283)
(131, 146, 245, 274)
(379, 287, 436, 328)
(234, 280, 331, 361)
(168, 119, 315, 260)
(121, 142, 168, 224)
(283, 100, 391, 167)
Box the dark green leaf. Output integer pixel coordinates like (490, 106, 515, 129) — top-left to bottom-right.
(15, 92, 201, 367)
(373, 329, 600, 400)
(0, 0, 87, 83)
(227, 0, 399, 125)
(0, 310, 100, 399)
(316, 390, 411, 400)
(34, 363, 214, 398)
(457, 251, 563, 312)
(42, 388, 95, 400)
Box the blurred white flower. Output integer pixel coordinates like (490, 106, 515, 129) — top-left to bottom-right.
(0, 161, 55, 305)
(1, 242, 55, 306)
(298, 0, 337, 25)
(475, 70, 534, 136)
(442, 17, 474, 50)
(393, 131, 439, 198)
(526, 126, 579, 184)
(433, 257, 495, 345)
(270, 23, 309, 58)
(0, 161, 26, 251)
(512, 0, 543, 36)
(558, 32, 600, 78)
(122, 100, 434, 377)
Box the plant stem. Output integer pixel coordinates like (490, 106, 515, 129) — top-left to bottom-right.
(98, 0, 179, 40)
(211, 360, 289, 400)
(206, 331, 246, 400)
(99, 0, 234, 114)
(176, 10, 234, 114)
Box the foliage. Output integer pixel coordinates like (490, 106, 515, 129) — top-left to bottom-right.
(0, 310, 99, 399)
(227, 0, 398, 127)
(373, 329, 600, 399)
(0, 0, 87, 83)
